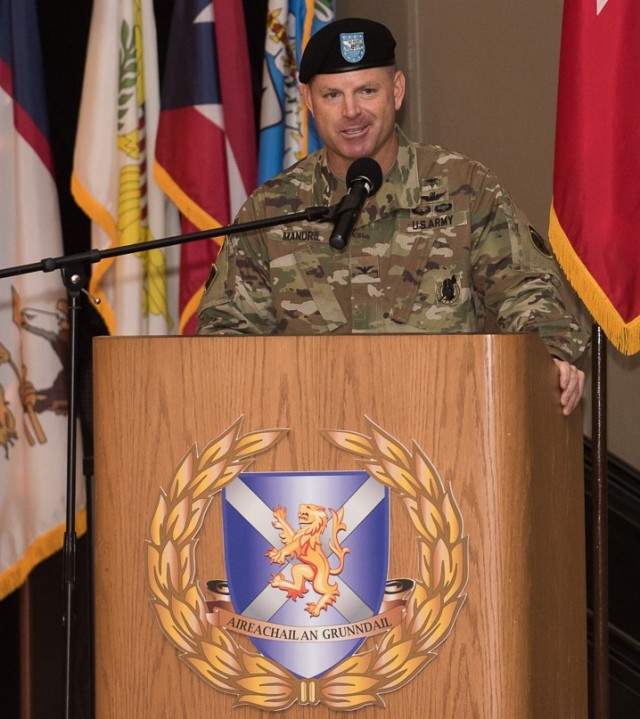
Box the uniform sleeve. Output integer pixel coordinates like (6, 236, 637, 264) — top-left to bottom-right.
(469, 169, 590, 363)
(196, 198, 277, 336)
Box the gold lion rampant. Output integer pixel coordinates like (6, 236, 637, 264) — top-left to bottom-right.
(146, 417, 468, 711)
(267, 504, 350, 617)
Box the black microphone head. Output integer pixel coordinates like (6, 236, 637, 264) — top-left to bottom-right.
(346, 157, 383, 197)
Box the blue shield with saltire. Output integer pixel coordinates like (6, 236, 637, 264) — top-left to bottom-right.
(222, 471, 389, 678)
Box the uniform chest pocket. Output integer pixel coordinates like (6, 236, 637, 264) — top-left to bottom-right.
(387, 211, 474, 331)
(267, 238, 348, 332)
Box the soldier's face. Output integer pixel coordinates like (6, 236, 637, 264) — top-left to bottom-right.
(302, 67, 405, 178)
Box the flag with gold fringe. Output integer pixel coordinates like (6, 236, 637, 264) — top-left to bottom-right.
(154, 0, 256, 335)
(550, 0, 640, 355)
(258, 0, 335, 184)
(0, 0, 85, 598)
(72, 0, 180, 336)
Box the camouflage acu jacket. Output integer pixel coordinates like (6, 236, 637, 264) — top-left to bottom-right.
(197, 128, 589, 363)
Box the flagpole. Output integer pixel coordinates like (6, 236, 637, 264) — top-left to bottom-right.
(61, 266, 85, 719)
(591, 324, 610, 718)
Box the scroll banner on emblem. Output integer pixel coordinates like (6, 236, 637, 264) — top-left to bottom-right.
(207, 603, 405, 643)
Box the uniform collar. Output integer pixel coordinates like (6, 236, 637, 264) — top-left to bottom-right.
(381, 126, 422, 211)
(314, 126, 422, 214)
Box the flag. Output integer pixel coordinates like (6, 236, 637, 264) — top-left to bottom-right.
(0, 0, 85, 598)
(72, 0, 180, 336)
(258, 0, 335, 184)
(549, 0, 640, 355)
(154, 0, 257, 335)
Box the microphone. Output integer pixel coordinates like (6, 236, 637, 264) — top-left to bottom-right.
(329, 157, 383, 250)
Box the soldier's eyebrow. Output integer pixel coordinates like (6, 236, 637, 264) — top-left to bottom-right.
(314, 81, 343, 94)
(314, 79, 384, 95)
(355, 80, 383, 91)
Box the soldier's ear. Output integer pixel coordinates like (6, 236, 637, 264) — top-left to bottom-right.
(393, 71, 406, 112)
(301, 82, 314, 116)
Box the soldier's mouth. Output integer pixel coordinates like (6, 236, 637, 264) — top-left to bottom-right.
(340, 125, 369, 137)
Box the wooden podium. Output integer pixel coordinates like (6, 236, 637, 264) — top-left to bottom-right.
(93, 334, 587, 718)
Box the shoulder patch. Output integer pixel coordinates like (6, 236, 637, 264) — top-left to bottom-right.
(204, 263, 218, 290)
(528, 225, 553, 258)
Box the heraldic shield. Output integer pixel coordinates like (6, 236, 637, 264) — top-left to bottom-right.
(222, 471, 390, 679)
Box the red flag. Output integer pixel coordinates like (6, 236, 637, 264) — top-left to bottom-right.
(154, 0, 256, 335)
(550, 0, 640, 355)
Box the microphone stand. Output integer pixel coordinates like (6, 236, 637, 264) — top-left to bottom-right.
(0, 201, 338, 718)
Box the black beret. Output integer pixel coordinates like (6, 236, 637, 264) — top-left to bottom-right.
(299, 18, 396, 84)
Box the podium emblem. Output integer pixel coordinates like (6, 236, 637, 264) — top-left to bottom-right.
(146, 417, 468, 711)
(222, 471, 390, 678)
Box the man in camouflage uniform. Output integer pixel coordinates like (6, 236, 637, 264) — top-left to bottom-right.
(197, 18, 589, 415)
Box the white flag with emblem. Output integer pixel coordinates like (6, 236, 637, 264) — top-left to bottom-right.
(0, 0, 86, 598)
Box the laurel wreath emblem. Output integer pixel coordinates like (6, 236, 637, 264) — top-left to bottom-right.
(146, 417, 468, 710)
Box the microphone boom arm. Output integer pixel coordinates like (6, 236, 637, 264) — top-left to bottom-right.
(0, 204, 338, 280)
